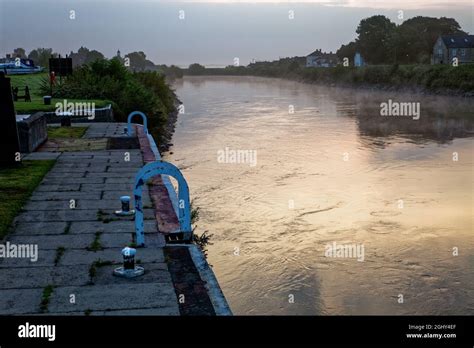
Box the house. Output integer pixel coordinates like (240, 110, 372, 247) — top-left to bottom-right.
(432, 34, 474, 64)
(306, 49, 338, 67)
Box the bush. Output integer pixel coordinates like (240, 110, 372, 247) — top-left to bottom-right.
(43, 58, 176, 141)
(244, 61, 474, 93)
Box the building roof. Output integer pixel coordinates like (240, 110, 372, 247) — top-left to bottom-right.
(307, 49, 337, 59)
(307, 49, 322, 57)
(440, 34, 474, 48)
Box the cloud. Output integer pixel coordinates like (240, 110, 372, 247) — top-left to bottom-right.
(148, 0, 472, 10)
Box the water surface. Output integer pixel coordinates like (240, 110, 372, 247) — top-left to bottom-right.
(166, 76, 474, 315)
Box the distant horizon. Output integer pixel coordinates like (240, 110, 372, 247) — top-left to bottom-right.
(1, 0, 472, 66)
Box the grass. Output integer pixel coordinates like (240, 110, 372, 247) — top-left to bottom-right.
(63, 221, 72, 234)
(9, 72, 46, 95)
(88, 263, 97, 284)
(87, 232, 103, 252)
(96, 209, 121, 224)
(0, 160, 56, 239)
(88, 259, 113, 284)
(189, 201, 213, 258)
(47, 126, 88, 139)
(40, 285, 54, 312)
(54, 247, 66, 266)
(9, 73, 111, 114)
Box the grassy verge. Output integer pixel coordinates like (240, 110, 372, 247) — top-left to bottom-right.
(9, 73, 111, 114)
(0, 160, 56, 239)
(47, 126, 88, 139)
(9, 72, 47, 95)
(14, 98, 111, 114)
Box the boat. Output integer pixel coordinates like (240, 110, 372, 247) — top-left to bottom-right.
(0, 58, 43, 75)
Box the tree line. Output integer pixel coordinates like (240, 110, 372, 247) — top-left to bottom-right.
(336, 15, 466, 65)
(6, 47, 184, 78)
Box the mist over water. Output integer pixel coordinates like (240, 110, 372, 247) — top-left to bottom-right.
(165, 76, 474, 315)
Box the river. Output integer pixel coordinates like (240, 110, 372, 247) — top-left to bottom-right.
(165, 76, 474, 315)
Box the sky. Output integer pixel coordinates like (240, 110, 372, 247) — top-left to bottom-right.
(1, 0, 473, 66)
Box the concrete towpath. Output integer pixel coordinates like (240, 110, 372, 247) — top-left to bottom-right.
(0, 123, 180, 315)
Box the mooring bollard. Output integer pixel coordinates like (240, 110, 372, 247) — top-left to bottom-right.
(115, 196, 135, 216)
(123, 247, 135, 270)
(113, 247, 144, 278)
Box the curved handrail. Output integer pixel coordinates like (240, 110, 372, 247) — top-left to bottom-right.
(133, 161, 191, 246)
(127, 111, 148, 135)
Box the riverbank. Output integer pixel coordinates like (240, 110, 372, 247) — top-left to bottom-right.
(183, 64, 474, 97)
(156, 95, 181, 153)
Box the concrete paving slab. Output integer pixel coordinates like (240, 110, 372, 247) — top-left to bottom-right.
(14, 210, 98, 223)
(36, 184, 81, 192)
(69, 221, 157, 234)
(0, 250, 56, 268)
(93, 263, 172, 286)
(47, 283, 178, 313)
(60, 248, 165, 266)
(13, 222, 69, 236)
(30, 191, 102, 201)
(8, 234, 95, 250)
(80, 183, 134, 192)
(41, 177, 105, 185)
(22, 152, 61, 160)
(51, 265, 91, 287)
(100, 233, 133, 248)
(0, 267, 55, 289)
(0, 288, 43, 314)
(22, 201, 76, 211)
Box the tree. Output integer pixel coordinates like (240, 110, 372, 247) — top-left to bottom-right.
(161, 65, 184, 79)
(13, 48, 26, 59)
(355, 15, 396, 64)
(125, 51, 155, 71)
(393, 16, 466, 64)
(69, 46, 105, 67)
(336, 41, 357, 65)
(27, 48, 57, 68)
(287, 60, 301, 72)
(46, 57, 176, 143)
(187, 63, 206, 75)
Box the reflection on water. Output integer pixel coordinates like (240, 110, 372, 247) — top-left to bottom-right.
(166, 76, 474, 315)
